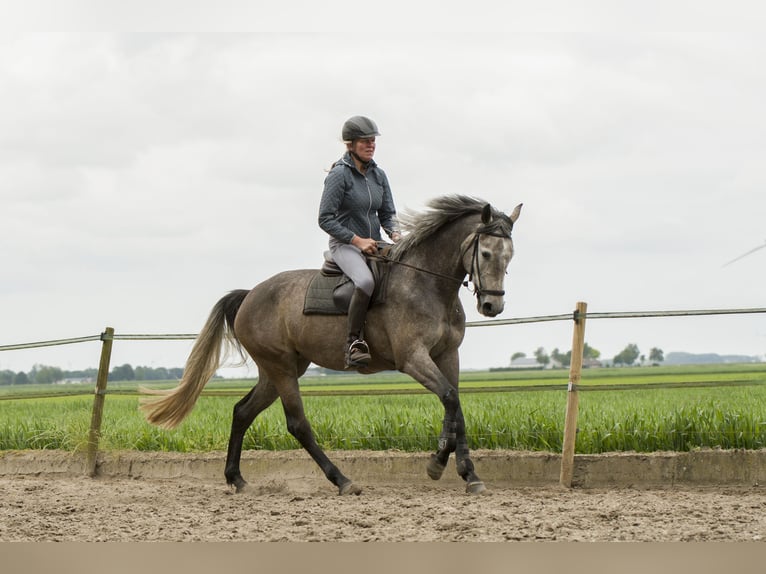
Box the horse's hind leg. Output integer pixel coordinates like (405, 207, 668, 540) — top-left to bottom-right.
(276, 376, 362, 496)
(224, 378, 279, 492)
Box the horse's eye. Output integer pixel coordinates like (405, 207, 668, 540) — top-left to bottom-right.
(481, 251, 491, 259)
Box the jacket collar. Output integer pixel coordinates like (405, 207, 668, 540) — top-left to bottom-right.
(341, 151, 377, 174)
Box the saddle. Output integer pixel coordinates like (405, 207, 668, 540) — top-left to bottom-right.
(303, 243, 392, 315)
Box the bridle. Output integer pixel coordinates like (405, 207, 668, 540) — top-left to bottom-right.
(368, 227, 512, 300)
(461, 231, 509, 298)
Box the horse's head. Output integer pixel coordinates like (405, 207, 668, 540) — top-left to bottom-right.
(462, 202, 522, 317)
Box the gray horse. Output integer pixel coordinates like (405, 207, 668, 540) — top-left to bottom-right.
(141, 195, 522, 495)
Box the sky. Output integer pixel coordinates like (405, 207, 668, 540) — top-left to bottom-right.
(2, 2, 766, 377)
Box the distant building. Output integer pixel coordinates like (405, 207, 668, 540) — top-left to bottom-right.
(509, 357, 544, 370)
(56, 377, 95, 385)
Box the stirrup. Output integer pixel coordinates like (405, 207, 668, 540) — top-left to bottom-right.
(345, 339, 372, 368)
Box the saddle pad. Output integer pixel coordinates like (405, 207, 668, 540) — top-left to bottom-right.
(303, 261, 390, 316)
(303, 274, 349, 315)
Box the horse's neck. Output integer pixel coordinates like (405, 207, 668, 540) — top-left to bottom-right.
(403, 217, 476, 283)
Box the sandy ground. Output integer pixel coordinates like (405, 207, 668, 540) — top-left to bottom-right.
(1, 473, 765, 542)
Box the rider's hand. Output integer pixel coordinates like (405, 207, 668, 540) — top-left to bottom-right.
(351, 235, 379, 255)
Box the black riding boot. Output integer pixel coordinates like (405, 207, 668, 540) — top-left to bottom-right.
(345, 288, 372, 369)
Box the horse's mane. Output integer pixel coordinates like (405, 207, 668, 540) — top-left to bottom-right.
(389, 195, 513, 261)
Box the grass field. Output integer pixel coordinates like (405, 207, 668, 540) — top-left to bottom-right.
(1, 364, 765, 454)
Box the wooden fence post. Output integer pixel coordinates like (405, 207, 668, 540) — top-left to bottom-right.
(560, 302, 587, 487)
(86, 327, 114, 477)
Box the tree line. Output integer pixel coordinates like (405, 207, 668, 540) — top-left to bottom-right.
(0, 364, 185, 386)
(0, 342, 668, 385)
(511, 343, 665, 368)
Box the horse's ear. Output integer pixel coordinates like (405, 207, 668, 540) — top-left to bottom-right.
(481, 203, 493, 224)
(509, 203, 522, 224)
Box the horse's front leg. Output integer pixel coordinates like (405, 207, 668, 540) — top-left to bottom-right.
(426, 410, 458, 481)
(452, 404, 486, 494)
(402, 350, 485, 494)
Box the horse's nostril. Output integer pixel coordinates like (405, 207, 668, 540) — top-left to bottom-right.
(482, 302, 494, 315)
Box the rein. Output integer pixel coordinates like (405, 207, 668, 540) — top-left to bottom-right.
(367, 252, 469, 287)
(368, 229, 510, 298)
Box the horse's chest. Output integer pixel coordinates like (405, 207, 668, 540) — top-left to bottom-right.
(432, 304, 466, 347)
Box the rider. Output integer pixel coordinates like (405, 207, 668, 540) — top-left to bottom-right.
(318, 116, 401, 369)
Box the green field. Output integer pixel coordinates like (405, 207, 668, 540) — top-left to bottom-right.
(1, 364, 765, 454)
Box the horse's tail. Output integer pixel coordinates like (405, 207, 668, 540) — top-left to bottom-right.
(139, 289, 250, 429)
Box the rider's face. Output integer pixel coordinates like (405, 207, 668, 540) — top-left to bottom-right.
(351, 137, 376, 162)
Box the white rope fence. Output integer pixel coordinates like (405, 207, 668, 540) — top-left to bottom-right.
(466, 306, 766, 327)
(3, 307, 764, 352)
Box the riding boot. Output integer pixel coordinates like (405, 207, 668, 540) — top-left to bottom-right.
(345, 288, 372, 368)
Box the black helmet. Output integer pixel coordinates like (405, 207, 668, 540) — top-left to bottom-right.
(342, 116, 380, 142)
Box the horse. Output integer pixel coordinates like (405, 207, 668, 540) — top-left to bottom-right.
(140, 195, 522, 495)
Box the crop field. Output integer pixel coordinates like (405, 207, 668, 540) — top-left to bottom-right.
(1, 363, 765, 454)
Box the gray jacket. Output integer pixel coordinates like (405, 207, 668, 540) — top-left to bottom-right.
(318, 152, 399, 244)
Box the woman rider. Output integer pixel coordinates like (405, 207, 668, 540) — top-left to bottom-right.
(318, 116, 401, 369)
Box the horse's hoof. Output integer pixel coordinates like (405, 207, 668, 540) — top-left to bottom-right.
(227, 477, 248, 494)
(426, 454, 446, 480)
(339, 481, 362, 496)
(466, 481, 487, 495)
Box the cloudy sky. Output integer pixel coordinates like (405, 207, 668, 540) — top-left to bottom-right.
(2, 3, 766, 376)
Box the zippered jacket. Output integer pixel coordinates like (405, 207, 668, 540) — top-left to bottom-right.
(318, 152, 399, 244)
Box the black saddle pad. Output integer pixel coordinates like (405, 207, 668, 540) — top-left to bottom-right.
(303, 258, 390, 316)
(303, 274, 351, 315)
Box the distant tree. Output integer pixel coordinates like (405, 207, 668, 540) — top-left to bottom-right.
(29, 364, 63, 384)
(551, 347, 572, 368)
(2, 364, 181, 384)
(134, 366, 171, 381)
(583, 343, 601, 360)
(613, 344, 640, 366)
(534, 347, 550, 368)
(511, 352, 526, 363)
(649, 348, 664, 364)
(63, 368, 97, 380)
(110, 363, 135, 381)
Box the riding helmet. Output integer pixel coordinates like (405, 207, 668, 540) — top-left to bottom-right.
(342, 116, 380, 142)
